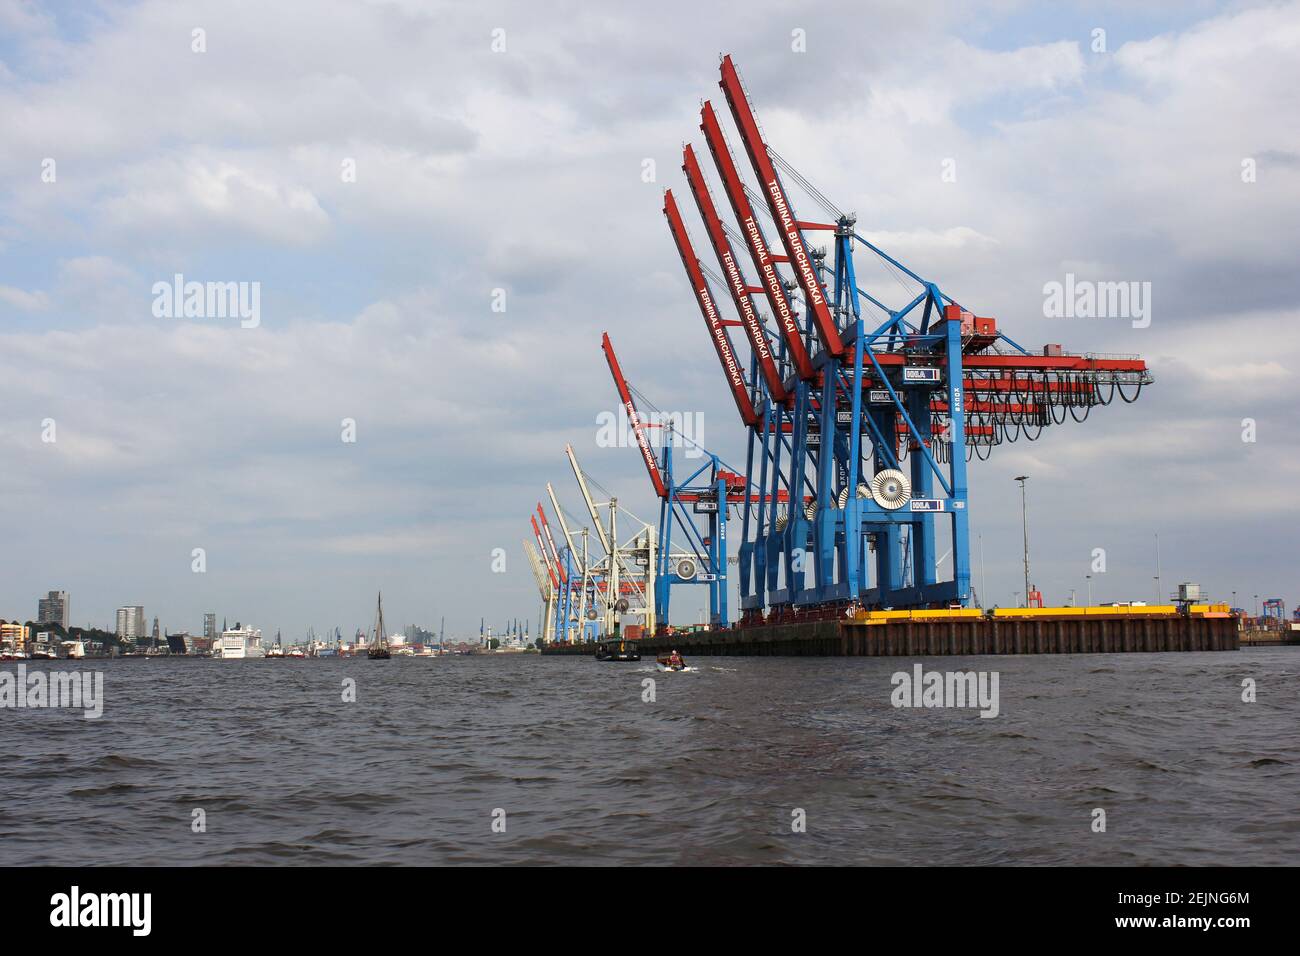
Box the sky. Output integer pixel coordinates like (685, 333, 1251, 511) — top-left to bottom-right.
(1, 0, 1298, 638)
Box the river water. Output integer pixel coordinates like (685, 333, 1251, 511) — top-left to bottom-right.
(1, 650, 1295, 865)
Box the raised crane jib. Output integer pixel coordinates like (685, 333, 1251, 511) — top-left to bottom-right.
(536, 502, 567, 584)
(680, 143, 787, 404)
(662, 188, 760, 427)
(718, 54, 844, 357)
(530, 514, 559, 589)
(601, 332, 669, 499)
(565, 443, 613, 555)
(698, 100, 814, 381)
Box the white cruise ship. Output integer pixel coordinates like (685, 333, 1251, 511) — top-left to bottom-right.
(212, 624, 266, 659)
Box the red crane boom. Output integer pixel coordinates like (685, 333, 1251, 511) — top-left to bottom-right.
(662, 189, 760, 427)
(601, 332, 669, 499)
(536, 502, 566, 584)
(530, 514, 559, 590)
(680, 144, 787, 405)
(717, 54, 844, 357)
(699, 101, 813, 381)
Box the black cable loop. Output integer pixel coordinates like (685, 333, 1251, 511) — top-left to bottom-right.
(1119, 378, 1142, 403)
(1095, 375, 1115, 406)
(1046, 372, 1064, 424)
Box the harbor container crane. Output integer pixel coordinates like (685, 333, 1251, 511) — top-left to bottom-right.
(564, 442, 658, 638)
(523, 538, 555, 644)
(653, 54, 1152, 623)
(602, 332, 741, 630)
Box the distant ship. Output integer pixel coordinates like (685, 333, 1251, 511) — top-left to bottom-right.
(212, 623, 266, 660)
(368, 593, 391, 660)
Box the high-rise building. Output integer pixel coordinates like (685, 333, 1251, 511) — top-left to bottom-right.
(37, 590, 70, 629)
(116, 606, 146, 642)
(203, 613, 216, 640)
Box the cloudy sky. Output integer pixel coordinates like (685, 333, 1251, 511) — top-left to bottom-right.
(2, 0, 1297, 638)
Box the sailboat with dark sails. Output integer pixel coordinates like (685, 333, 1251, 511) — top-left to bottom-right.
(368, 591, 392, 660)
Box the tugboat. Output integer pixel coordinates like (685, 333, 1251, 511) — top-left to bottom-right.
(265, 630, 286, 658)
(594, 639, 641, 662)
(368, 592, 392, 660)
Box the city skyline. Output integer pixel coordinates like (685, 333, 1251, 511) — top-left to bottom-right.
(4, 586, 498, 642)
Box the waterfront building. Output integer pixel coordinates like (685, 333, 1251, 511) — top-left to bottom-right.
(37, 590, 70, 629)
(1, 621, 30, 652)
(115, 606, 146, 642)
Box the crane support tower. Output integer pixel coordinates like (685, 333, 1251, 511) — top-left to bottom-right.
(639, 53, 1152, 627)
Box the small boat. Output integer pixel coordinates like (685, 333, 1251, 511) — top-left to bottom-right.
(656, 654, 687, 672)
(368, 592, 392, 660)
(595, 640, 640, 662)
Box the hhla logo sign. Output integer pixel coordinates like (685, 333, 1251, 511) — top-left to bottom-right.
(50, 887, 151, 936)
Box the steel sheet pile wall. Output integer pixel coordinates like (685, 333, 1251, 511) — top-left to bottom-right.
(542, 615, 1238, 656)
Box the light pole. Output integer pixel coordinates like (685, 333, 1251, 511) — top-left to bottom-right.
(1086, 574, 1093, 606)
(1154, 532, 1162, 604)
(1014, 476, 1030, 607)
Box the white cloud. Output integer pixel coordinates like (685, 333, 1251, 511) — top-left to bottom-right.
(96, 154, 331, 245)
(0, 283, 49, 310)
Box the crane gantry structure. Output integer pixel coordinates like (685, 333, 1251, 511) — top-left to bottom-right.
(611, 53, 1153, 630)
(526, 446, 657, 643)
(601, 331, 768, 630)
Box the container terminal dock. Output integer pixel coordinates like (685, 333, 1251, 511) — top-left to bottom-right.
(541, 606, 1240, 658)
(523, 54, 1279, 661)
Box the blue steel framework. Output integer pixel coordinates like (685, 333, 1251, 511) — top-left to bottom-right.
(601, 333, 747, 631)
(652, 54, 1151, 626)
(655, 433, 732, 629)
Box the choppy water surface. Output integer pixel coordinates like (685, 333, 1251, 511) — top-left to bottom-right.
(2, 650, 1296, 865)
